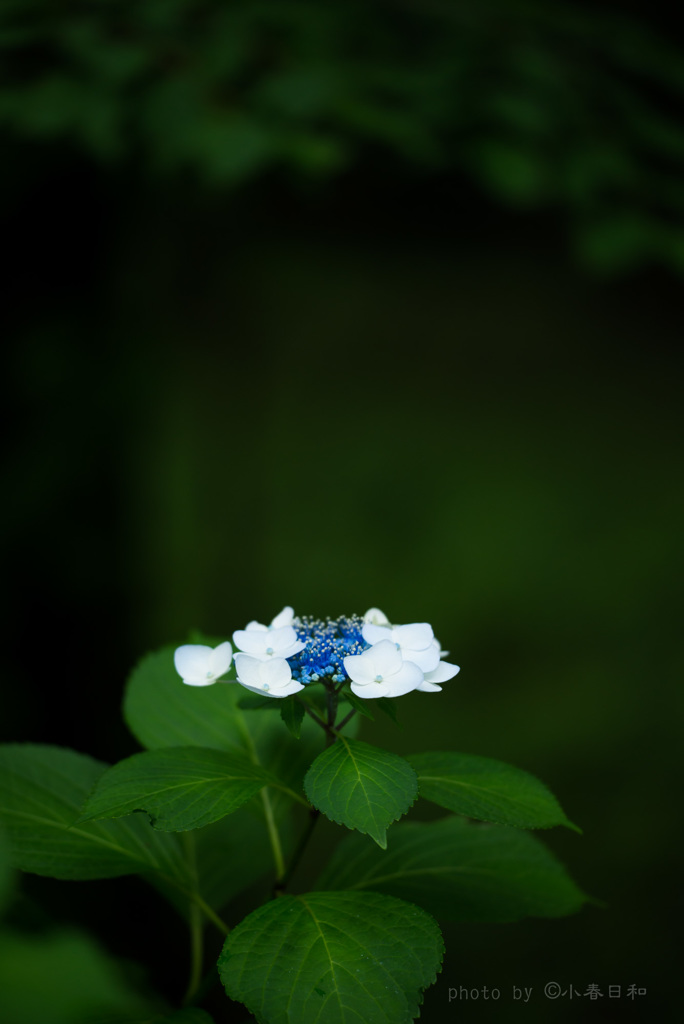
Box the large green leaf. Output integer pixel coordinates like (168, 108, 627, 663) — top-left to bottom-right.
(0, 928, 156, 1024)
(317, 816, 587, 922)
(218, 891, 444, 1024)
(0, 744, 189, 884)
(124, 646, 246, 752)
(280, 697, 305, 738)
(408, 751, 579, 831)
(79, 747, 282, 831)
(123, 646, 326, 811)
(304, 737, 418, 848)
(0, 824, 13, 914)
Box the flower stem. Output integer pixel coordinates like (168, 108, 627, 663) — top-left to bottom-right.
(273, 808, 321, 898)
(182, 899, 204, 1006)
(335, 707, 358, 733)
(302, 705, 328, 732)
(261, 788, 285, 880)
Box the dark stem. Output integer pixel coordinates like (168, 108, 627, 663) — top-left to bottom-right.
(273, 808, 321, 898)
(187, 962, 221, 1007)
(335, 707, 358, 733)
(303, 705, 330, 733)
(324, 682, 338, 745)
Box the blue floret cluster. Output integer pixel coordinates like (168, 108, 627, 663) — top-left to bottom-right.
(289, 615, 369, 685)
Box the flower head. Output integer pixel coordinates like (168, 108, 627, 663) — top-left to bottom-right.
(232, 624, 306, 661)
(233, 654, 304, 697)
(173, 607, 458, 702)
(344, 639, 424, 698)
(362, 621, 441, 673)
(173, 642, 233, 687)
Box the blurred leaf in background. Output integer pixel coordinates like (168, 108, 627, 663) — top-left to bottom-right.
(2, 0, 684, 270)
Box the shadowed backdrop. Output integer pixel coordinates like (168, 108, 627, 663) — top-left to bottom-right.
(2, 2, 683, 1021)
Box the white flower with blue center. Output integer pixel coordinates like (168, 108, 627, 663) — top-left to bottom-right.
(233, 654, 305, 697)
(233, 624, 306, 661)
(233, 607, 307, 661)
(361, 621, 441, 673)
(343, 639, 424, 698)
(173, 641, 233, 687)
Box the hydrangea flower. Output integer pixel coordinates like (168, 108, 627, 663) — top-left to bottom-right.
(232, 624, 306, 661)
(173, 642, 233, 687)
(233, 654, 304, 697)
(343, 639, 424, 698)
(233, 606, 307, 662)
(173, 607, 459, 700)
(361, 621, 441, 673)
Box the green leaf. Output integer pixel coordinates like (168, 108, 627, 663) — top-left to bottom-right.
(376, 697, 399, 723)
(123, 646, 323, 802)
(0, 744, 189, 884)
(317, 816, 587, 922)
(237, 695, 281, 711)
(218, 891, 444, 1024)
(124, 646, 247, 752)
(0, 824, 14, 915)
(280, 697, 305, 738)
(0, 928, 155, 1024)
(304, 738, 418, 849)
(78, 747, 280, 832)
(408, 751, 579, 831)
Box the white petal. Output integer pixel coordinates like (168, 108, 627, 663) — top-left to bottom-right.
(235, 626, 306, 660)
(363, 607, 390, 626)
(261, 657, 294, 690)
(271, 606, 295, 628)
(208, 642, 233, 678)
(269, 678, 306, 697)
(267, 625, 301, 654)
(233, 653, 266, 689)
(383, 660, 424, 697)
(235, 680, 273, 696)
(393, 622, 434, 650)
(174, 645, 214, 685)
(361, 623, 392, 646)
(402, 642, 441, 673)
(343, 652, 378, 686)
(350, 679, 392, 699)
(423, 660, 460, 684)
(367, 638, 403, 677)
(244, 620, 268, 631)
(415, 680, 443, 692)
(232, 630, 265, 655)
(235, 656, 303, 697)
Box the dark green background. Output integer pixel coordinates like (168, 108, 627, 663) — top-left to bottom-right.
(2, 1, 682, 1021)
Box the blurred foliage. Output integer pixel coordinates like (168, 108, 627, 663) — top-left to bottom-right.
(2, 0, 684, 272)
